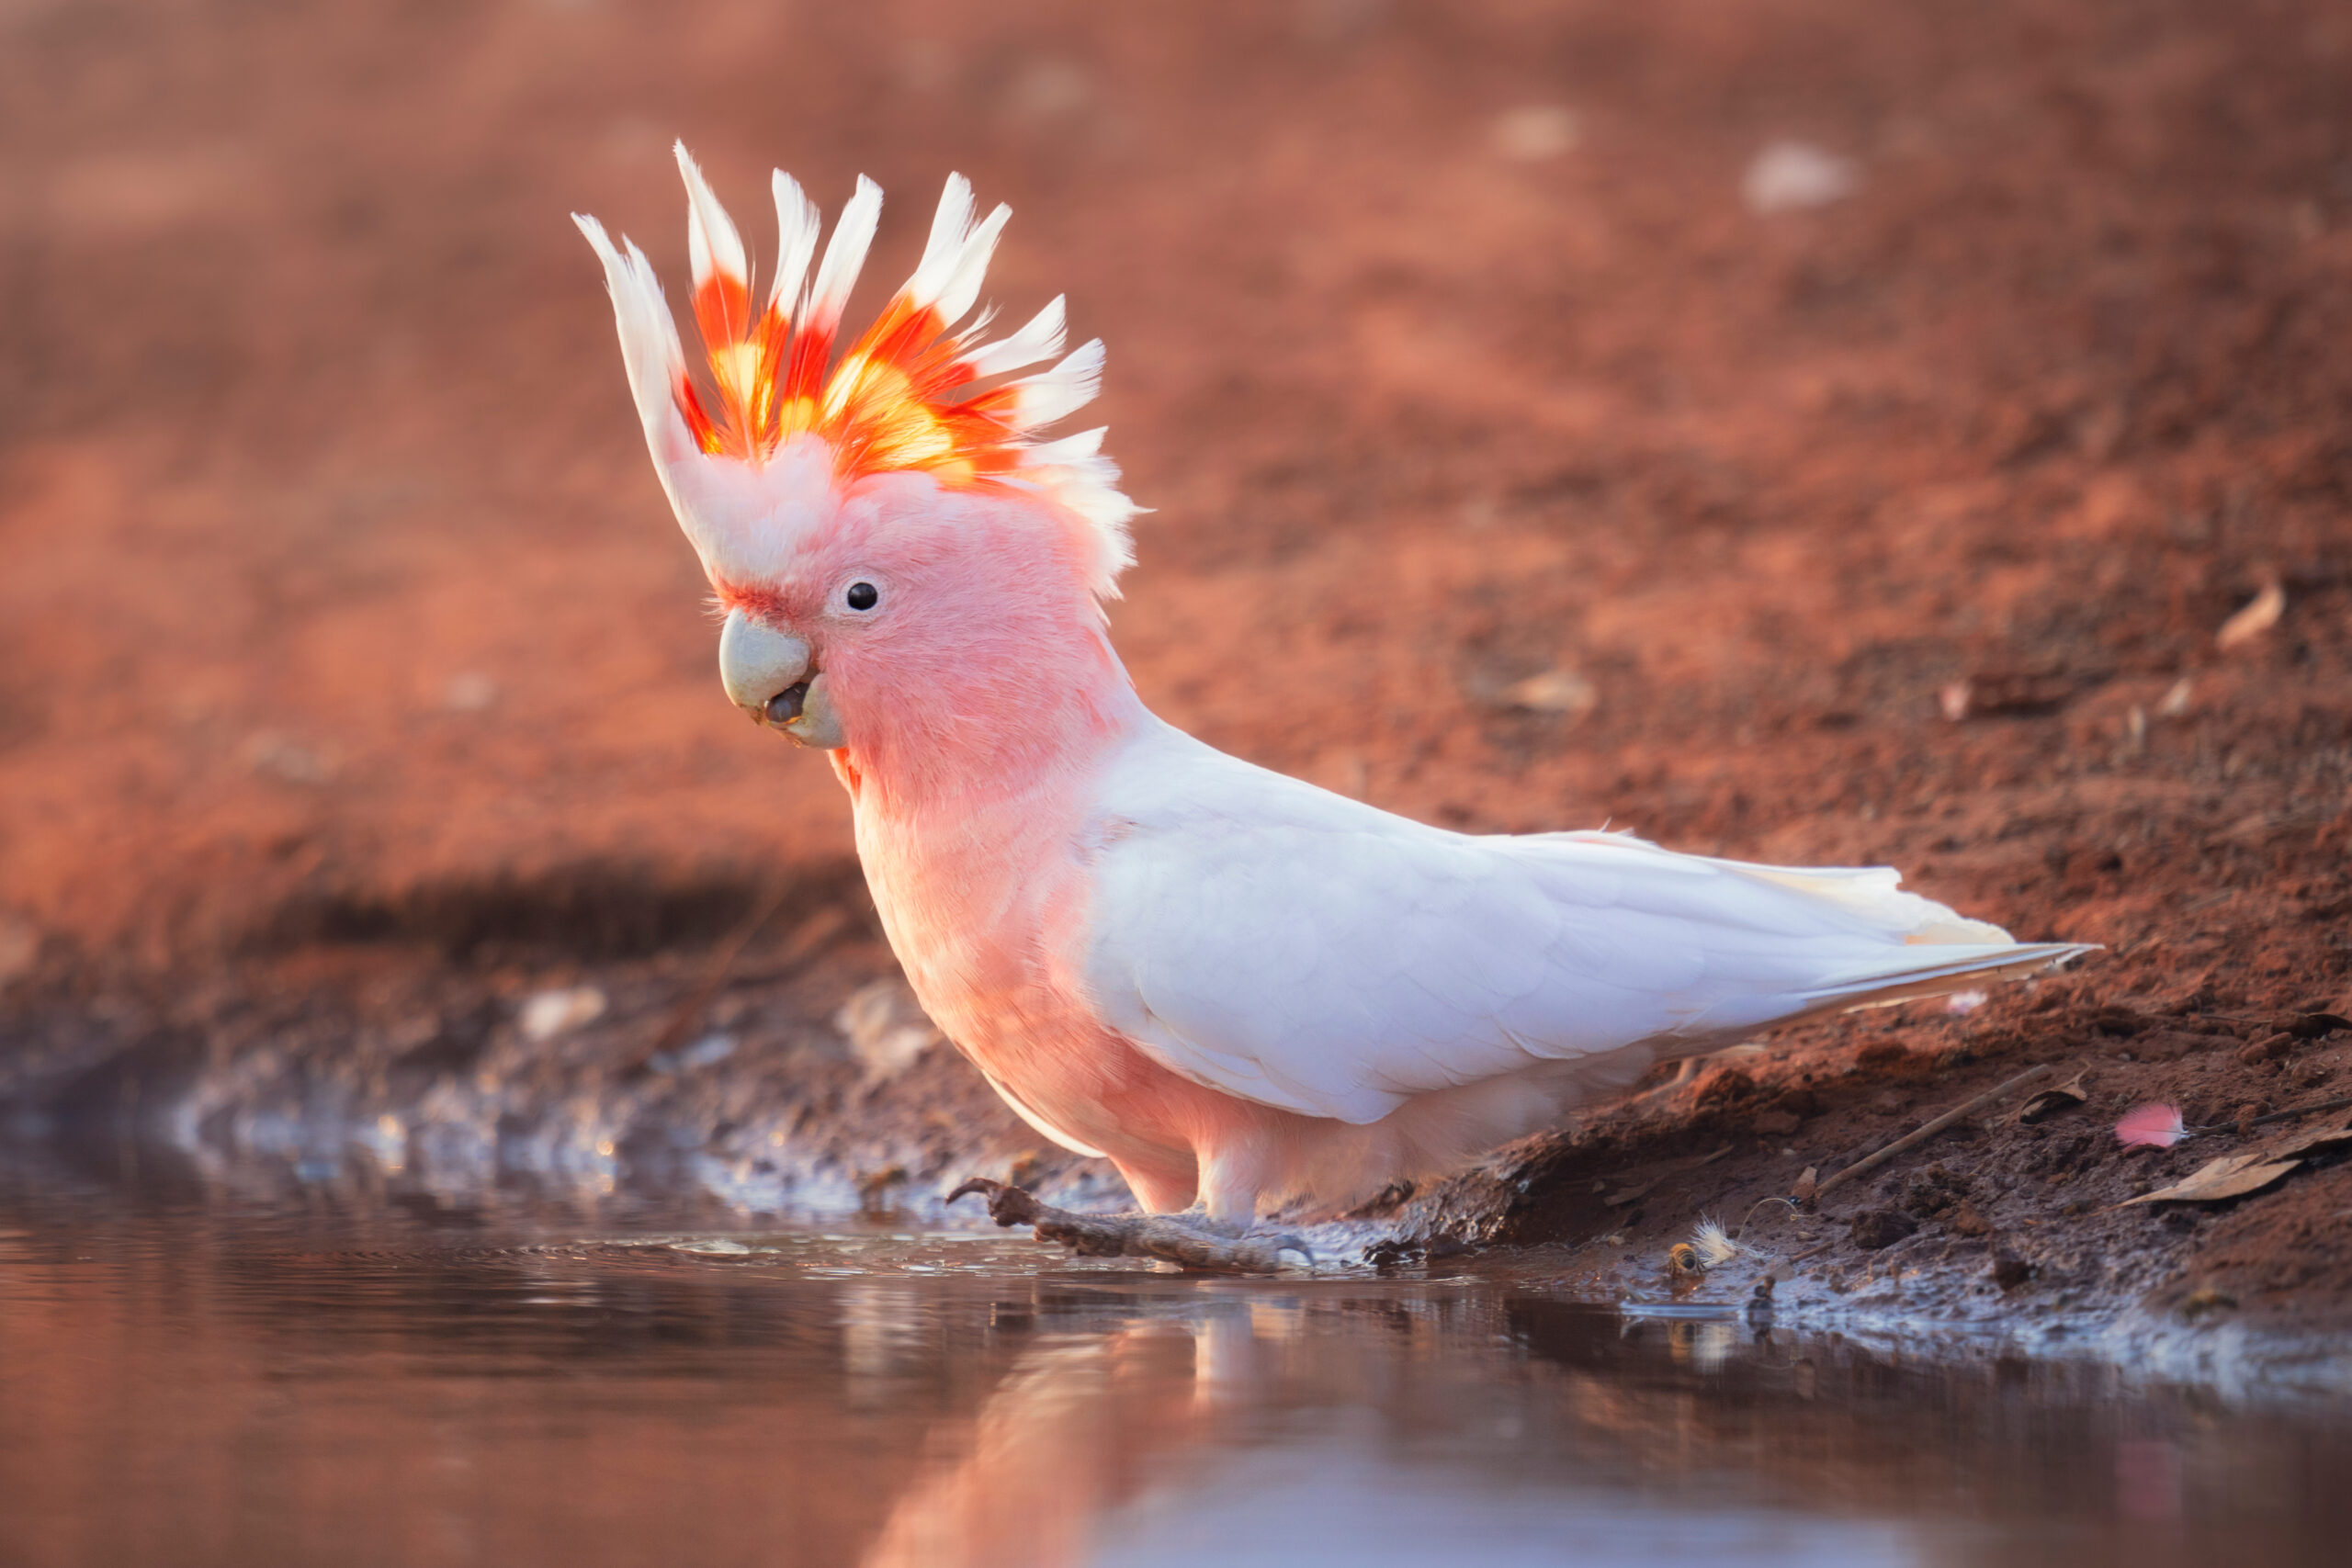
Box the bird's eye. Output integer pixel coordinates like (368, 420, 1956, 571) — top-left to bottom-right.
(845, 581, 879, 612)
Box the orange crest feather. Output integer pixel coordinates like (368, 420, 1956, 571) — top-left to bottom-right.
(673, 151, 1063, 488)
(575, 149, 1136, 595)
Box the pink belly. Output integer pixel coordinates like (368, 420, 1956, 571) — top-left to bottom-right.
(848, 765, 1300, 1215)
(920, 973, 1241, 1211)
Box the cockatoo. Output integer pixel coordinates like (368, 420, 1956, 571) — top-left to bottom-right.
(575, 152, 2092, 1235)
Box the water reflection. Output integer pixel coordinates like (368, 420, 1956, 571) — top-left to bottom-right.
(0, 1148, 2346, 1568)
(858, 1299, 1919, 1568)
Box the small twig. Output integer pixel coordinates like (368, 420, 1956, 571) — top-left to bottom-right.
(2239, 1095, 2352, 1130)
(2166, 1095, 2352, 1137)
(1812, 1063, 2054, 1202)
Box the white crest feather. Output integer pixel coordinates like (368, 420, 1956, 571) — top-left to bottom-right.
(962, 296, 1067, 378)
(904, 175, 1015, 331)
(576, 159, 1140, 599)
(1013, 425, 1139, 594)
(1010, 339, 1104, 431)
(768, 170, 823, 317)
(938, 210, 1012, 326)
(571, 213, 695, 468)
(673, 143, 749, 335)
(906, 174, 974, 304)
(804, 175, 883, 333)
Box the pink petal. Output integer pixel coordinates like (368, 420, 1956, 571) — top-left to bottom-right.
(2116, 1102, 2189, 1148)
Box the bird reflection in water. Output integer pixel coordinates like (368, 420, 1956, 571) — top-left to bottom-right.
(860, 1299, 1288, 1568)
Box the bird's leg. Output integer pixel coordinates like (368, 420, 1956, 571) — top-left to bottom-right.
(1626, 1045, 1769, 1108)
(946, 1179, 1311, 1274)
(1626, 1055, 1702, 1102)
(1195, 1144, 1318, 1261)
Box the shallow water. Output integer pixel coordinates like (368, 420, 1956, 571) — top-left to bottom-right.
(0, 1149, 2346, 1568)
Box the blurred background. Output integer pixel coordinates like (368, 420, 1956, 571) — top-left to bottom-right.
(1, 0, 2346, 1012)
(4, 14, 2352, 1561)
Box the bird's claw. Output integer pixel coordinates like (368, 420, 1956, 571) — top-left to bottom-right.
(1264, 1231, 1316, 1265)
(945, 1177, 1044, 1230)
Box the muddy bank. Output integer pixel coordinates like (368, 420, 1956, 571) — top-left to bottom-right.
(4, 0, 2351, 1359)
(5, 901, 2350, 1369)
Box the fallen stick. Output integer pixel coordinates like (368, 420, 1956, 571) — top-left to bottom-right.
(1811, 1063, 2054, 1202)
(948, 1179, 1310, 1274)
(2242, 1094, 2352, 1129)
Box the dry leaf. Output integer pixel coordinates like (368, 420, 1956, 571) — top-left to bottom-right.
(1792, 1165, 1819, 1202)
(2215, 574, 2285, 650)
(2258, 1111, 2352, 1161)
(2018, 1089, 2084, 1124)
(2121, 1154, 2301, 1206)
(2018, 1068, 2090, 1125)
(1498, 669, 1597, 717)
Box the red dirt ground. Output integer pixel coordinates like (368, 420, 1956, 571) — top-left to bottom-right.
(2, 2, 2348, 1327)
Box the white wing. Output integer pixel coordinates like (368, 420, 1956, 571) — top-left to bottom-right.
(1078, 722, 2088, 1124)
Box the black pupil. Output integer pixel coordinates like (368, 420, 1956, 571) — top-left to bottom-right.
(846, 581, 878, 611)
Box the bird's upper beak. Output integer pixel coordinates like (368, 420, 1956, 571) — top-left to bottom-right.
(718, 606, 844, 749)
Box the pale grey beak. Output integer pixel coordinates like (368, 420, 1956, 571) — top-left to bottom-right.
(718, 607, 844, 749)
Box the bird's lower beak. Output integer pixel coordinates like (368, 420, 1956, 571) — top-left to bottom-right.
(718, 607, 845, 750)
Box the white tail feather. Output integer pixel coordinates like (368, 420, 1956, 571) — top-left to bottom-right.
(1809, 941, 2097, 1010)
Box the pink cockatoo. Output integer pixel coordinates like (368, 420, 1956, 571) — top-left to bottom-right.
(575, 152, 2093, 1235)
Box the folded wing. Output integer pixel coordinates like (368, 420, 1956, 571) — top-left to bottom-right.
(1079, 725, 2089, 1124)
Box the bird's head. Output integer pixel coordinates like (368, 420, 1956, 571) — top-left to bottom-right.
(575, 150, 1140, 794)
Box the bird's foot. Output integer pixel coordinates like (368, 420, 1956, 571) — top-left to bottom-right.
(1621, 1055, 1704, 1108)
(947, 1179, 1312, 1275)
